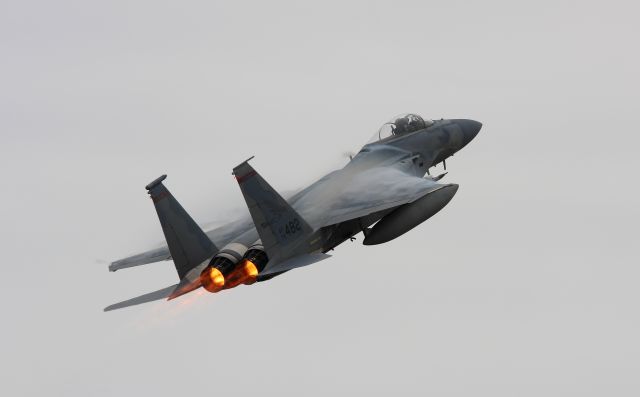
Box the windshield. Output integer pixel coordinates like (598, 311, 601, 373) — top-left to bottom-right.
(369, 114, 434, 142)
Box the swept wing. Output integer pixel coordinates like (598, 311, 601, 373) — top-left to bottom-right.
(294, 164, 444, 230)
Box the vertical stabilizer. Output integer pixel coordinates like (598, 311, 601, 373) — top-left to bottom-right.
(232, 159, 313, 260)
(145, 175, 217, 279)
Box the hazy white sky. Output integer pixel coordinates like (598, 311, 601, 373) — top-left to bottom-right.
(1, 1, 639, 395)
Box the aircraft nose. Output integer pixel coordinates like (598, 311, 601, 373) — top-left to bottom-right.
(457, 119, 482, 143)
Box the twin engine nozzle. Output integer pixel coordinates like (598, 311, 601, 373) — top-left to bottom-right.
(200, 248, 269, 293)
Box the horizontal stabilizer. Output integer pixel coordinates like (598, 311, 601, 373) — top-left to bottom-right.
(104, 284, 177, 311)
(109, 247, 171, 272)
(260, 253, 331, 276)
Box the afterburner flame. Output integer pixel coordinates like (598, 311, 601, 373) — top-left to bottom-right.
(243, 260, 258, 280)
(210, 267, 225, 287)
(222, 260, 259, 290)
(201, 266, 225, 293)
(243, 259, 258, 285)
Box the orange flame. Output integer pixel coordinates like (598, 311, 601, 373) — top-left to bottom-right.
(242, 260, 258, 284)
(201, 266, 225, 293)
(223, 260, 259, 290)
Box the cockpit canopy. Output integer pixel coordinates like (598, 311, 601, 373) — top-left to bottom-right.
(371, 114, 434, 142)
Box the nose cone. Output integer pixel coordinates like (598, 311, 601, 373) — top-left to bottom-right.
(458, 119, 482, 145)
(453, 119, 482, 147)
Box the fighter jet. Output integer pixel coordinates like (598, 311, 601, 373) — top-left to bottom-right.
(105, 114, 481, 311)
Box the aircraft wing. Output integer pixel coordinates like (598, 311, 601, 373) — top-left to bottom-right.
(231, 160, 442, 276)
(108, 216, 255, 272)
(294, 165, 444, 229)
(109, 246, 171, 272)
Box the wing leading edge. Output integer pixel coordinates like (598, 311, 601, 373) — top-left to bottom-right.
(294, 165, 445, 229)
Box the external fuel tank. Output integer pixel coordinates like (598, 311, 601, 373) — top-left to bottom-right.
(362, 184, 459, 245)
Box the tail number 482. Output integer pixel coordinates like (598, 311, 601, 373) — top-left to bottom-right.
(278, 218, 302, 239)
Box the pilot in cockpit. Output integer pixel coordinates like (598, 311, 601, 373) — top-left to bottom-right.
(396, 114, 429, 133)
(371, 114, 434, 142)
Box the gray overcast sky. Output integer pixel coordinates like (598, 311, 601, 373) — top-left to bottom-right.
(1, 0, 639, 395)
